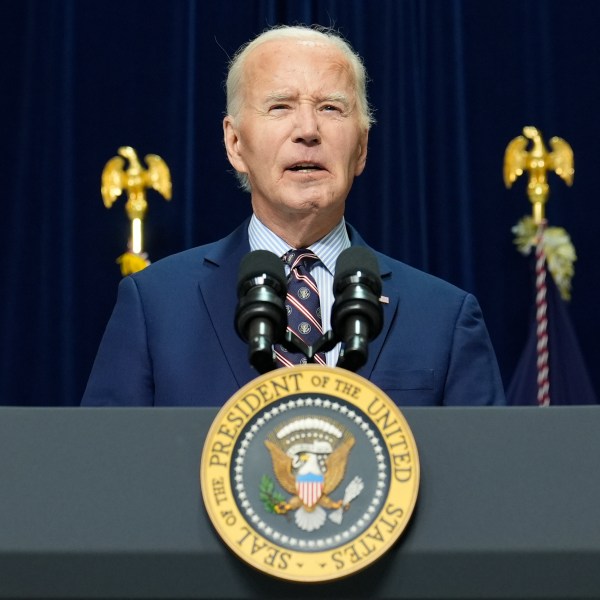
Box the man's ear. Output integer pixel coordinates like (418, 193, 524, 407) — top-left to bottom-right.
(355, 129, 369, 176)
(223, 116, 248, 173)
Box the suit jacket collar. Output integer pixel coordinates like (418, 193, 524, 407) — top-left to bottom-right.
(198, 219, 258, 386)
(198, 218, 399, 385)
(345, 224, 399, 380)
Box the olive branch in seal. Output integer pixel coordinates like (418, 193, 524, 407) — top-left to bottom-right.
(259, 475, 286, 514)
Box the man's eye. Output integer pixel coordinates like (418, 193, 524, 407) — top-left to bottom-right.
(270, 104, 290, 111)
(321, 104, 342, 113)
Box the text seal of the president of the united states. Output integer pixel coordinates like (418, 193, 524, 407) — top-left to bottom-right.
(200, 365, 420, 582)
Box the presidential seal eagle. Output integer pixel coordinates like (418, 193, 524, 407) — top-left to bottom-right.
(264, 416, 362, 532)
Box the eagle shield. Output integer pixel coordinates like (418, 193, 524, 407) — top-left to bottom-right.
(296, 472, 324, 508)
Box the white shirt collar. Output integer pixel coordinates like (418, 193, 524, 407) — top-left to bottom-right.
(248, 214, 350, 275)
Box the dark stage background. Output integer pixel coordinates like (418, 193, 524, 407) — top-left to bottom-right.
(2, 0, 599, 406)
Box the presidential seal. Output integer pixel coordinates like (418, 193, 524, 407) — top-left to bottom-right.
(200, 365, 419, 582)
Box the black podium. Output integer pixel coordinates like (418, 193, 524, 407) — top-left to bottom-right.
(0, 406, 599, 599)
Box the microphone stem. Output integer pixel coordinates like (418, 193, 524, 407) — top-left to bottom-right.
(248, 321, 277, 374)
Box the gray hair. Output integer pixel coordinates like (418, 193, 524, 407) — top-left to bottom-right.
(225, 25, 374, 192)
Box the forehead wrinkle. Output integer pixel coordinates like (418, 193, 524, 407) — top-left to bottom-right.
(263, 91, 350, 106)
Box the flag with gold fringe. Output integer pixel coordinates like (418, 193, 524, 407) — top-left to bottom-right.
(506, 217, 597, 405)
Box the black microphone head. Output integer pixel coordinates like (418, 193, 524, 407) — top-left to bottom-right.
(332, 246, 384, 371)
(334, 246, 382, 296)
(237, 250, 287, 298)
(235, 250, 288, 372)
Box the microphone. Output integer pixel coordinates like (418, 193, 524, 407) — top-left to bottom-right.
(235, 250, 287, 374)
(331, 247, 384, 372)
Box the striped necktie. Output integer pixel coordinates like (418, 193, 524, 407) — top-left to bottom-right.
(275, 248, 326, 366)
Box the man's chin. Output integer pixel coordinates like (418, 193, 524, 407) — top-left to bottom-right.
(280, 196, 334, 215)
(280, 181, 338, 207)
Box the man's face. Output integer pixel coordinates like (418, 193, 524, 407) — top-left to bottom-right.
(224, 38, 368, 237)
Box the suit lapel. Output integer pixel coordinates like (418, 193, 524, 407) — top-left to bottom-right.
(346, 225, 400, 380)
(197, 220, 259, 386)
(359, 256, 399, 379)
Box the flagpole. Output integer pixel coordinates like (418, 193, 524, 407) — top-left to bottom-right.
(534, 221, 550, 407)
(504, 126, 574, 406)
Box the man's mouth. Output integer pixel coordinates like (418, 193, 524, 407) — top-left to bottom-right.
(287, 163, 324, 173)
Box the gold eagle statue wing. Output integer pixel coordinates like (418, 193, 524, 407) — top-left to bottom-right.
(101, 156, 126, 208)
(549, 136, 574, 186)
(264, 439, 297, 495)
(503, 135, 528, 188)
(144, 154, 172, 200)
(323, 436, 355, 495)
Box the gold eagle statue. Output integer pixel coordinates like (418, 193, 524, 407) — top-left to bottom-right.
(101, 146, 172, 274)
(101, 145, 172, 222)
(504, 126, 574, 224)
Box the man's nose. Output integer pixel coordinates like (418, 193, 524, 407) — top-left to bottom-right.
(292, 105, 321, 145)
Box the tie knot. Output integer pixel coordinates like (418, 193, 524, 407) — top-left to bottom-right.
(284, 248, 320, 272)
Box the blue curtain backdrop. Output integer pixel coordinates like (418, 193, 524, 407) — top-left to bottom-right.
(2, 0, 600, 406)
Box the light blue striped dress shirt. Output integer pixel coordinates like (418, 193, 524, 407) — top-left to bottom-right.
(248, 214, 350, 366)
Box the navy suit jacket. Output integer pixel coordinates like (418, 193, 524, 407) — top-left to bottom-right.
(82, 220, 505, 407)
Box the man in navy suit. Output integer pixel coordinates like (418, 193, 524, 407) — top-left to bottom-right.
(82, 25, 504, 407)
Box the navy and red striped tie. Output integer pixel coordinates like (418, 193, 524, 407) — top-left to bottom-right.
(275, 248, 326, 366)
